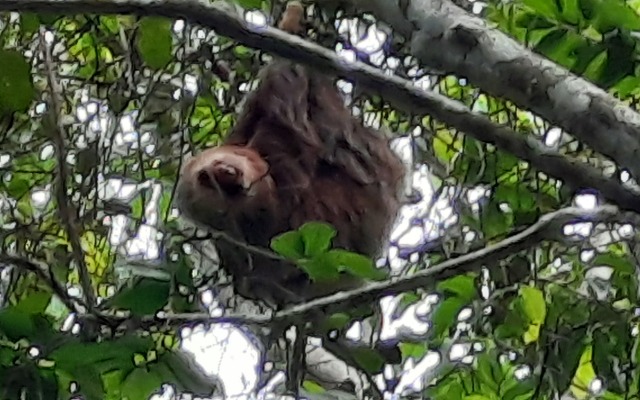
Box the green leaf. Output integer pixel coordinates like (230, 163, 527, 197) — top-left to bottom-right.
(0, 50, 35, 114)
(302, 380, 326, 394)
(582, 0, 640, 32)
(520, 286, 546, 324)
(20, 13, 40, 36)
(502, 377, 535, 400)
(233, 45, 254, 59)
(0, 292, 55, 341)
(475, 352, 503, 393)
(51, 336, 149, 365)
(122, 367, 163, 400)
(399, 342, 428, 360)
(271, 231, 305, 259)
(521, 0, 560, 19)
(0, 310, 36, 341)
(299, 255, 341, 282)
(463, 395, 494, 400)
(62, 366, 104, 400)
(324, 249, 387, 280)
(136, 17, 173, 69)
(495, 307, 528, 340)
(437, 275, 478, 301)
(235, 0, 264, 8)
(107, 277, 170, 316)
(321, 312, 353, 331)
(350, 347, 386, 374)
(592, 253, 635, 274)
(426, 375, 465, 400)
(14, 291, 52, 314)
(480, 199, 513, 239)
(299, 222, 337, 258)
(432, 297, 467, 339)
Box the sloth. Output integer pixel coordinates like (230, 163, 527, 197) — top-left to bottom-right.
(176, 1, 406, 307)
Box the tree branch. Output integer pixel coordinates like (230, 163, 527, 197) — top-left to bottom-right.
(100, 205, 631, 328)
(38, 29, 97, 311)
(2, 0, 640, 214)
(336, 0, 640, 184)
(269, 205, 632, 322)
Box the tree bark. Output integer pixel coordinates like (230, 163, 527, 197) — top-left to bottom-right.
(335, 0, 640, 182)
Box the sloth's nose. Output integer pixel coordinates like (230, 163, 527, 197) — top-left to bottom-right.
(196, 163, 243, 196)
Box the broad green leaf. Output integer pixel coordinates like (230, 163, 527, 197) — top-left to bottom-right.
(592, 253, 635, 274)
(502, 375, 535, 400)
(494, 185, 536, 214)
(99, 15, 122, 34)
(321, 312, 352, 331)
(236, 0, 265, 8)
(535, 29, 585, 69)
(494, 307, 527, 340)
(51, 336, 152, 374)
(582, 0, 640, 32)
(137, 17, 173, 69)
(68, 32, 98, 79)
(432, 297, 467, 339)
(521, 0, 559, 19)
(107, 277, 170, 316)
(612, 75, 640, 98)
(271, 231, 305, 259)
(463, 395, 495, 400)
(558, 0, 582, 24)
(299, 222, 337, 257)
(520, 286, 546, 324)
(426, 375, 465, 400)
(122, 367, 163, 400)
(0, 293, 55, 341)
(523, 323, 541, 344)
(570, 346, 597, 399)
(14, 291, 52, 314)
(476, 352, 503, 392)
(350, 347, 386, 374)
(481, 199, 512, 239)
(400, 342, 428, 360)
(20, 13, 40, 36)
(62, 366, 104, 400)
(10, 367, 59, 400)
(433, 131, 461, 164)
(233, 45, 254, 59)
(299, 256, 341, 282)
(302, 380, 326, 394)
(0, 310, 36, 341)
(324, 249, 386, 280)
(437, 275, 477, 301)
(0, 50, 35, 114)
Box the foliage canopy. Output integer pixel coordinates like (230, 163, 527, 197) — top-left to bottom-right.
(1, 0, 640, 399)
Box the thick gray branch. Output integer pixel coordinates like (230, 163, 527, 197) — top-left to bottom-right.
(341, 0, 640, 182)
(2, 0, 640, 214)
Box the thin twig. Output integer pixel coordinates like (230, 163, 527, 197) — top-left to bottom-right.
(38, 29, 97, 311)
